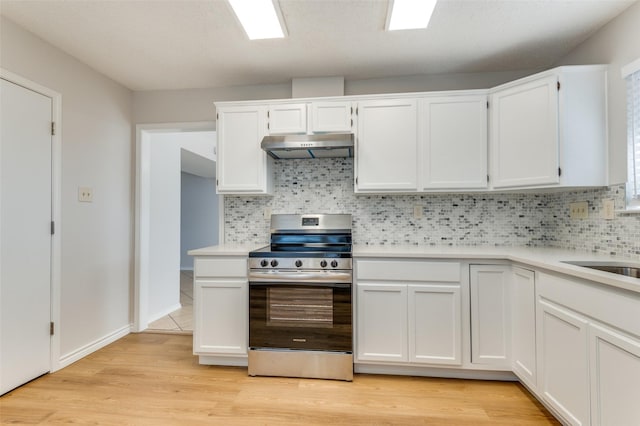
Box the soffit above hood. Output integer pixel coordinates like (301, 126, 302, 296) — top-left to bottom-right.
(261, 133, 354, 159)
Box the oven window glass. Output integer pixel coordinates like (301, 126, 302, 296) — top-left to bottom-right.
(267, 287, 333, 328)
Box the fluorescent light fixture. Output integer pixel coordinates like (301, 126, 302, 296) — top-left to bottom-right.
(387, 0, 437, 31)
(228, 0, 287, 40)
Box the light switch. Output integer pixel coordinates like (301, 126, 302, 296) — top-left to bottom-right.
(602, 199, 615, 220)
(413, 205, 423, 219)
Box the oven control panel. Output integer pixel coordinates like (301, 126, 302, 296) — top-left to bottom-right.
(249, 258, 352, 270)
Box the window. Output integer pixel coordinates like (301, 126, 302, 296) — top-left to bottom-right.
(624, 58, 640, 211)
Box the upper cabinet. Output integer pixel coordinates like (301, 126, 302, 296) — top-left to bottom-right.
(421, 94, 488, 190)
(216, 105, 273, 195)
(355, 99, 419, 192)
(490, 66, 608, 189)
(267, 101, 353, 134)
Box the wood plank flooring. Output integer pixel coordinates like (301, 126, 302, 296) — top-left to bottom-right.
(0, 333, 559, 425)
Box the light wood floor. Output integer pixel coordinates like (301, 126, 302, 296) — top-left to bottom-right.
(0, 333, 559, 425)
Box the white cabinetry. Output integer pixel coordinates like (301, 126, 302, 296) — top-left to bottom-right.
(469, 265, 510, 367)
(355, 99, 419, 192)
(538, 298, 590, 426)
(193, 256, 248, 365)
(490, 65, 607, 189)
(267, 103, 307, 134)
(511, 267, 537, 389)
(311, 101, 353, 133)
(216, 105, 272, 195)
(356, 260, 462, 366)
(589, 323, 640, 426)
(421, 95, 488, 190)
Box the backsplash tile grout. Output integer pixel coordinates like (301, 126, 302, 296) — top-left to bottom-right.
(224, 159, 640, 258)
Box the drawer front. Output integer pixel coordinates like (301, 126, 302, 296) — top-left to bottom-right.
(357, 259, 460, 282)
(194, 257, 247, 278)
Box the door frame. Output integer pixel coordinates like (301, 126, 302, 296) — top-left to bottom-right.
(134, 122, 221, 332)
(0, 68, 62, 372)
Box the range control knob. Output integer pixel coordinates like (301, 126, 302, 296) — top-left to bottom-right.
(295, 260, 303, 267)
(331, 260, 339, 268)
(260, 259, 268, 267)
(270, 259, 279, 267)
(320, 260, 328, 268)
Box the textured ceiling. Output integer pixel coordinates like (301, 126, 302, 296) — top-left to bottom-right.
(0, 0, 635, 91)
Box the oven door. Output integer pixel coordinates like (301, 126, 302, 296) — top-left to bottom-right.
(249, 274, 352, 353)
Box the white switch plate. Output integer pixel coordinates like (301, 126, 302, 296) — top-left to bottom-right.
(413, 205, 423, 219)
(569, 201, 588, 219)
(78, 187, 93, 203)
(264, 207, 272, 220)
(602, 199, 615, 220)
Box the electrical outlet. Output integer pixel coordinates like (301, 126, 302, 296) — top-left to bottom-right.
(569, 201, 588, 219)
(78, 187, 93, 203)
(264, 207, 271, 220)
(413, 205, 423, 219)
(602, 199, 615, 220)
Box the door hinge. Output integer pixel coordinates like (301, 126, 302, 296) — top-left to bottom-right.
(267, 122, 270, 130)
(51, 122, 56, 136)
(355, 107, 358, 115)
(350, 119, 353, 127)
(51, 221, 55, 235)
(50, 322, 54, 336)
(486, 101, 489, 109)
(557, 81, 561, 91)
(558, 167, 562, 177)
(487, 174, 490, 183)
(216, 179, 219, 186)
(355, 177, 358, 185)
(216, 113, 219, 120)
(350, 106, 353, 115)
(267, 110, 270, 118)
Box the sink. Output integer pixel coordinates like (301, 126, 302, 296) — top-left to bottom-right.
(562, 261, 640, 278)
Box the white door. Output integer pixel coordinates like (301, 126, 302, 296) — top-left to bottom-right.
(511, 267, 537, 389)
(0, 78, 52, 394)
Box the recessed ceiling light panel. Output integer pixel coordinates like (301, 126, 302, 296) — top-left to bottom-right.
(228, 0, 287, 40)
(387, 0, 437, 31)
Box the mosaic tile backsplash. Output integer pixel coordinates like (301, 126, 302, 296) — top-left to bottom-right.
(224, 158, 640, 258)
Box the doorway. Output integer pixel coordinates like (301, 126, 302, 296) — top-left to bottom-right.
(134, 123, 222, 333)
(0, 70, 62, 394)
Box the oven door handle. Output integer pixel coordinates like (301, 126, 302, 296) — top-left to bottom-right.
(248, 270, 352, 285)
(249, 281, 351, 289)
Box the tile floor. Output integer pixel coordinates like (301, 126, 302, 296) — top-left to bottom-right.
(146, 270, 193, 334)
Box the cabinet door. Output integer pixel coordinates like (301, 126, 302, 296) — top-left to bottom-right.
(356, 283, 408, 362)
(589, 323, 640, 426)
(470, 265, 510, 367)
(310, 101, 352, 133)
(408, 284, 462, 365)
(421, 96, 488, 189)
(491, 75, 560, 188)
(355, 99, 418, 192)
(216, 106, 270, 194)
(194, 279, 248, 355)
(511, 267, 537, 389)
(538, 299, 589, 426)
(268, 103, 307, 134)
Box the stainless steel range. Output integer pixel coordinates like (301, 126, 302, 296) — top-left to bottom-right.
(248, 214, 353, 381)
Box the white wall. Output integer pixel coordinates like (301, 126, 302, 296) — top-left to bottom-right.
(180, 171, 218, 270)
(556, 1, 640, 184)
(148, 133, 181, 321)
(0, 17, 132, 359)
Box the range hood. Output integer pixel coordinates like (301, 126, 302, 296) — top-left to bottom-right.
(261, 133, 354, 159)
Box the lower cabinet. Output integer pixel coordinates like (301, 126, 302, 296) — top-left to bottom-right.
(589, 323, 640, 426)
(356, 259, 462, 366)
(538, 298, 590, 426)
(193, 256, 248, 363)
(511, 266, 537, 389)
(469, 265, 510, 367)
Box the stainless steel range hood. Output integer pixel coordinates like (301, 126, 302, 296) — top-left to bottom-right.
(261, 133, 354, 159)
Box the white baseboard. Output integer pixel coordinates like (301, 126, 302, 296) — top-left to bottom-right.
(57, 324, 132, 370)
(354, 363, 517, 381)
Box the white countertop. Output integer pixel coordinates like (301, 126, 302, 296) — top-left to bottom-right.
(354, 245, 640, 294)
(188, 244, 640, 294)
(187, 244, 262, 256)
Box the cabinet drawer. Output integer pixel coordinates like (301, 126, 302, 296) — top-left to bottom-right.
(194, 257, 247, 278)
(357, 260, 460, 282)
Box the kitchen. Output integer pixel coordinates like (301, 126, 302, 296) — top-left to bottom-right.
(1, 0, 640, 424)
